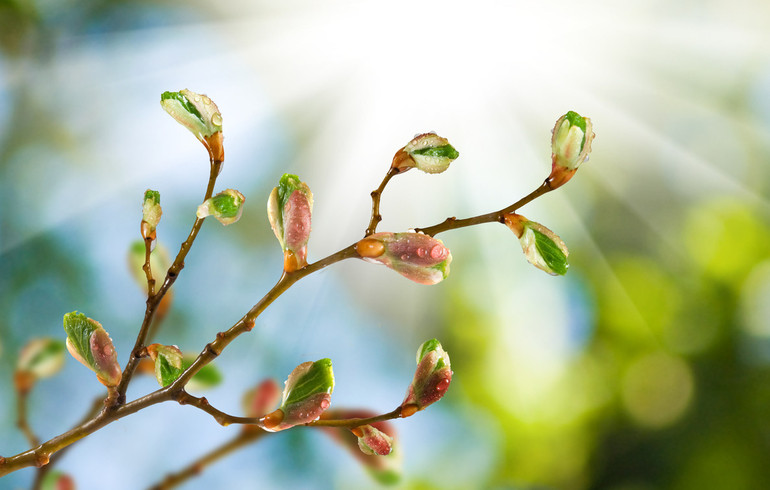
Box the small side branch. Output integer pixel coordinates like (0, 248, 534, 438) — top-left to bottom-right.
(365, 168, 399, 237)
(176, 391, 260, 427)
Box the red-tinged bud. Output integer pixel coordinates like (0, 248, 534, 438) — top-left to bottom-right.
(242, 379, 282, 418)
(391, 133, 459, 174)
(354, 424, 394, 456)
(267, 174, 313, 271)
(261, 359, 334, 431)
(547, 111, 594, 189)
(504, 213, 569, 276)
(319, 409, 401, 484)
(356, 232, 452, 285)
(401, 339, 452, 415)
(63, 312, 121, 388)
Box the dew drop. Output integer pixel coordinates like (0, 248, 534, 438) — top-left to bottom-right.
(416, 248, 427, 258)
(436, 378, 450, 392)
(400, 254, 409, 261)
(430, 245, 445, 260)
(320, 399, 330, 409)
(211, 113, 223, 126)
(193, 96, 201, 102)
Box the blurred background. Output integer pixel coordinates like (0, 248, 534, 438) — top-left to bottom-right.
(1, 0, 770, 488)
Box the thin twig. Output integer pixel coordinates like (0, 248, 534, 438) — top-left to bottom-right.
(16, 391, 39, 448)
(365, 168, 399, 237)
(115, 159, 223, 405)
(306, 407, 403, 428)
(415, 180, 553, 236)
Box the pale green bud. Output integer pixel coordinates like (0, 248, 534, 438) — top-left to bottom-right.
(392, 133, 459, 174)
(141, 190, 162, 240)
(146, 344, 184, 387)
(17, 337, 66, 380)
(267, 174, 313, 271)
(504, 213, 569, 276)
(197, 189, 245, 225)
(160, 89, 224, 161)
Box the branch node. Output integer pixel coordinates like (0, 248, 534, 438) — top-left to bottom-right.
(244, 320, 255, 332)
(35, 452, 50, 468)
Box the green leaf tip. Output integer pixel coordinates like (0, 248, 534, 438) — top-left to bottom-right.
(277, 173, 303, 213)
(160, 91, 204, 124)
(144, 189, 160, 204)
(283, 358, 335, 406)
(564, 111, 587, 150)
(63, 311, 97, 367)
(417, 339, 441, 364)
(411, 144, 459, 160)
(532, 228, 569, 275)
(210, 193, 240, 218)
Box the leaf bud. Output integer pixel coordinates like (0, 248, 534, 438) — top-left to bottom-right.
(391, 132, 459, 174)
(356, 232, 452, 285)
(504, 213, 569, 276)
(141, 190, 162, 241)
(401, 339, 452, 415)
(353, 424, 394, 456)
(16, 337, 66, 381)
(548, 111, 594, 188)
(62, 312, 122, 388)
(160, 89, 224, 161)
(146, 344, 184, 387)
(267, 174, 313, 271)
(196, 189, 245, 225)
(261, 358, 334, 431)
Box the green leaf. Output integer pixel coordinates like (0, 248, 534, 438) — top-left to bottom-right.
(277, 174, 302, 216)
(63, 312, 97, 367)
(284, 358, 334, 407)
(144, 189, 160, 205)
(411, 144, 459, 160)
(158, 354, 183, 387)
(160, 91, 204, 124)
(210, 193, 239, 218)
(532, 228, 569, 275)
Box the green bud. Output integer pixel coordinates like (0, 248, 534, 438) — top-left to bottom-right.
(392, 133, 459, 174)
(63, 312, 122, 388)
(17, 337, 66, 380)
(504, 213, 569, 276)
(146, 344, 184, 387)
(262, 358, 334, 431)
(141, 189, 162, 240)
(197, 189, 245, 225)
(548, 111, 594, 188)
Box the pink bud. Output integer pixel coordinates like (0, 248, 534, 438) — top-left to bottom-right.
(401, 339, 452, 415)
(89, 328, 122, 388)
(353, 424, 394, 456)
(356, 232, 452, 285)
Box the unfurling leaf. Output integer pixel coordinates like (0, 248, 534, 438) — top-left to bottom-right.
(63, 312, 122, 388)
(197, 189, 245, 225)
(504, 213, 569, 276)
(356, 232, 452, 285)
(146, 344, 184, 387)
(160, 89, 224, 161)
(261, 358, 334, 431)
